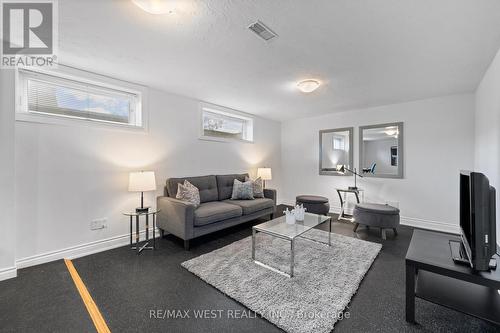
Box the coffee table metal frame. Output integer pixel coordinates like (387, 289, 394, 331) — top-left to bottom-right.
(251, 213, 332, 278)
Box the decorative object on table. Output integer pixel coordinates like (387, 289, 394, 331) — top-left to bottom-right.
(336, 164, 364, 190)
(176, 180, 201, 206)
(353, 203, 400, 240)
(122, 209, 159, 254)
(319, 127, 354, 176)
(359, 122, 404, 179)
(284, 208, 296, 224)
(257, 167, 272, 188)
(336, 188, 364, 222)
(231, 179, 254, 200)
(293, 204, 306, 221)
(295, 195, 330, 216)
(181, 227, 381, 333)
(245, 176, 264, 198)
(128, 171, 157, 213)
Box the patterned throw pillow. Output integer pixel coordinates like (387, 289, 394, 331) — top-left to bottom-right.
(231, 179, 254, 200)
(176, 180, 200, 206)
(245, 176, 264, 198)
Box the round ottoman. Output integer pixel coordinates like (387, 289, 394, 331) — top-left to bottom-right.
(353, 203, 400, 239)
(296, 195, 330, 216)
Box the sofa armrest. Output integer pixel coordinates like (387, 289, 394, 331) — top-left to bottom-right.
(264, 188, 277, 209)
(157, 196, 196, 240)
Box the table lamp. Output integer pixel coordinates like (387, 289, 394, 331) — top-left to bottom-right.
(336, 164, 363, 190)
(257, 167, 272, 188)
(129, 171, 156, 213)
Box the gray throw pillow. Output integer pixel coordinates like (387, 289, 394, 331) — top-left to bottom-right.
(245, 176, 264, 198)
(176, 180, 200, 206)
(231, 179, 254, 200)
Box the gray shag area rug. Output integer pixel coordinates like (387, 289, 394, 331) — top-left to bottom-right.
(182, 229, 382, 333)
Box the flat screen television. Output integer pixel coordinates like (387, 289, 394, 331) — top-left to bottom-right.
(459, 171, 497, 271)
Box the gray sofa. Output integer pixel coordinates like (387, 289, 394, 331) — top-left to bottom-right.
(157, 173, 277, 250)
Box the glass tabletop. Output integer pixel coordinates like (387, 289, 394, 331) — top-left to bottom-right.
(123, 209, 160, 216)
(253, 213, 330, 240)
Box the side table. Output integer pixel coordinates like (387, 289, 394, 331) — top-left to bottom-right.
(336, 188, 364, 222)
(123, 209, 160, 254)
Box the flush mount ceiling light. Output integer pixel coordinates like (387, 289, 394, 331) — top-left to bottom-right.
(297, 79, 320, 93)
(132, 0, 174, 14)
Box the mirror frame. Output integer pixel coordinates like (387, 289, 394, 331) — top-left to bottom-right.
(319, 127, 354, 176)
(359, 122, 404, 179)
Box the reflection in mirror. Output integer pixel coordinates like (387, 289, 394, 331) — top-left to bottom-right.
(359, 122, 403, 178)
(319, 127, 353, 176)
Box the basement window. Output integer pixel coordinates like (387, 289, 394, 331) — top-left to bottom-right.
(16, 68, 144, 129)
(200, 104, 254, 142)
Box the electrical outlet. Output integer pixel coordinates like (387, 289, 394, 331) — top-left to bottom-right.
(90, 218, 107, 230)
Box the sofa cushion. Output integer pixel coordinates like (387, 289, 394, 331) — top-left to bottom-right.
(194, 201, 242, 226)
(166, 175, 218, 203)
(224, 198, 274, 215)
(216, 174, 248, 200)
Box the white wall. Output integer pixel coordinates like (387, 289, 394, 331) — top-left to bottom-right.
(0, 69, 17, 280)
(14, 83, 282, 265)
(281, 94, 475, 233)
(475, 47, 500, 248)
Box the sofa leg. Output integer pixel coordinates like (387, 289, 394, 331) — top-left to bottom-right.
(270, 213, 274, 220)
(393, 228, 398, 236)
(160, 229, 165, 238)
(381, 228, 387, 240)
(184, 240, 190, 251)
(353, 223, 359, 232)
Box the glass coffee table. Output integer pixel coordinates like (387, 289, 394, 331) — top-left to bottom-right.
(252, 213, 332, 277)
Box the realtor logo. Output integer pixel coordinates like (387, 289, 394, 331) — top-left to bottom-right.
(1, 0, 58, 68)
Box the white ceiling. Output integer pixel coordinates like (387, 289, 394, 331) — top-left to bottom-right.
(59, 0, 500, 121)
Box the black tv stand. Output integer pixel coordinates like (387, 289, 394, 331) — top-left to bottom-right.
(406, 230, 500, 326)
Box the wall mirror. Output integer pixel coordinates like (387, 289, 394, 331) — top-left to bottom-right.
(319, 127, 354, 176)
(359, 122, 404, 178)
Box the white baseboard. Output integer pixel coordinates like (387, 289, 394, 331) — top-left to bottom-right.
(0, 266, 17, 281)
(16, 228, 160, 269)
(399, 217, 459, 234)
(279, 200, 459, 235)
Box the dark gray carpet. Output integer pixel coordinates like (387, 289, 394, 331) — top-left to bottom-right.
(0, 205, 499, 332)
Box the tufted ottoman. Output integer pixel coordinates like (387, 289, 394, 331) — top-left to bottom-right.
(353, 203, 400, 240)
(295, 195, 330, 216)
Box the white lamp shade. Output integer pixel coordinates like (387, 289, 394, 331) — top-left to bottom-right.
(128, 171, 156, 192)
(257, 168, 272, 180)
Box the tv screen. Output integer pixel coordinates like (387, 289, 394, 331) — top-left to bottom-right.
(459, 172, 473, 265)
(459, 170, 497, 271)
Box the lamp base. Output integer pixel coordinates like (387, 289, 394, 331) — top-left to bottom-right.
(348, 186, 358, 191)
(135, 206, 150, 213)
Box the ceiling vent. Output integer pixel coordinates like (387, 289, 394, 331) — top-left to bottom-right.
(248, 21, 277, 41)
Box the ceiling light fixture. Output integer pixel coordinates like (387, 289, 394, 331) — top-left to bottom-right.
(297, 79, 320, 93)
(132, 0, 174, 15)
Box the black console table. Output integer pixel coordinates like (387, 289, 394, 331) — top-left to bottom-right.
(406, 230, 500, 326)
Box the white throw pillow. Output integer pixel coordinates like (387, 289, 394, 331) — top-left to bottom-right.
(245, 176, 264, 198)
(176, 180, 200, 206)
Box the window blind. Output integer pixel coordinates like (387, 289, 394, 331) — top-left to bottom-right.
(24, 71, 138, 125)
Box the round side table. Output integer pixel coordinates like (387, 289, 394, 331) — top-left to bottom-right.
(123, 209, 160, 254)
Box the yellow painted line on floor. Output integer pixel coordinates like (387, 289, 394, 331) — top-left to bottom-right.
(64, 259, 111, 333)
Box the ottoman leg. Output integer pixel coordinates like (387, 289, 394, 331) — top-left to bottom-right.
(393, 228, 398, 236)
(353, 223, 359, 232)
(381, 228, 387, 240)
